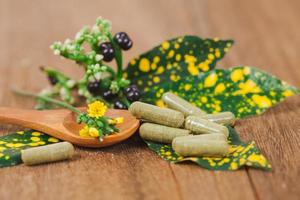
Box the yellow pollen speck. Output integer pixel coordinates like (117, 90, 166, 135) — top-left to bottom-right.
(184, 84, 192, 91)
(204, 73, 218, 87)
(162, 41, 170, 50)
(252, 95, 272, 108)
(200, 96, 208, 103)
(139, 58, 150, 72)
(151, 63, 157, 70)
(188, 63, 199, 76)
(231, 69, 244, 82)
(153, 56, 160, 63)
(214, 83, 226, 93)
(153, 76, 160, 83)
(230, 162, 238, 170)
(214, 37, 219, 42)
(17, 131, 24, 135)
(174, 43, 180, 49)
(156, 66, 164, 74)
(130, 59, 137, 65)
(198, 62, 209, 72)
(156, 99, 166, 107)
(184, 55, 197, 63)
(215, 49, 221, 58)
(233, 80, 261, 95)
(170, 74, 180, 82)
(32, 132, 41, 136)
(48, 137, 59, 143)
(31, 137, 40, 142)
(208, 53, 215, 60)
(123, 72, 128, 79)
(167, 50, 175, 58)
(175, 54, 181, 61)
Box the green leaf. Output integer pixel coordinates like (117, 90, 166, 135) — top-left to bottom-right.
(131, 66, 299, 118)
(124, 35, 233, 88)
(144, 127, 272, 171)
(0, 130, 60, 167)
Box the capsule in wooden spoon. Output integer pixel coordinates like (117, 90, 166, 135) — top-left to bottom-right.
(200, 112, 235, 125)
(185, 116, 229, 137)
(172, 136, 229, 157)
(139, 123, 191, 143)
(162, 92, 206, 117)
(21, 142, 74, 165)
(129, 101, 184, 128)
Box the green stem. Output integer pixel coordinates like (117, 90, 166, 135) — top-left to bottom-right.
(108, 33, 123, 79)
(12, 87, 82, 115)
(103, 65, 116, 77)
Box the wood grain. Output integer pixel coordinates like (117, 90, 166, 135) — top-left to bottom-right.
(0, 0, 299, 199)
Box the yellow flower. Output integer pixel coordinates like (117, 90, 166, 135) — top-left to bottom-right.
(89, 127, 99, 137)
(79, 125, 90, 137)
(108, 117, 124, 125)
(87, 101, 107, 118)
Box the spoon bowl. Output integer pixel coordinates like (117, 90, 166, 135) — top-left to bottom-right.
(0, 107, 140, 147)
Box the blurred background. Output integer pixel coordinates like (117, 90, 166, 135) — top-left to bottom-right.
(0, 0, 299, 107)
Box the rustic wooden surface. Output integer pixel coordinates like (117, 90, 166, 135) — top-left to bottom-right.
(0, 0, 299, 199)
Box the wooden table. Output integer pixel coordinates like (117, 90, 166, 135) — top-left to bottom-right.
(0, 0, 299, 199)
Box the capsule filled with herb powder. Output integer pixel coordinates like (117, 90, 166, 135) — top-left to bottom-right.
(21, 142, 74, 166)
(162, 92, 206, 117)
(200, 112, 235, 125)
(129, 101, 185, 128)
(172, 136, 229, 157)
(185, 116, 229, 137)
(139, 123, 191, 143)
(175, 133, 227, 142)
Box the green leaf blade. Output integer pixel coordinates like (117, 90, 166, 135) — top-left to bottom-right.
(0, 130, 61, 167)
(135, 66, 299, 118)
(125, 35, 233, 89)
(144, 127, 271, 171)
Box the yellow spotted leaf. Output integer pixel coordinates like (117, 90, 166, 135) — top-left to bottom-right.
(145, 126, 272, 171)
(0, 130, 61, 167)
(125, 35, 233, 88)
(134, 66, 299, 118)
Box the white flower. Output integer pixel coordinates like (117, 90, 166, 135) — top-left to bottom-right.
(60, 88, 67, 97)
(94, 63, 100, 69)
(54, 49, 61, 55)
(75, 32, 82, 40)
(78, 89, 84, 95)
(95, 54, 103, 61)
(66, 80, 76, 88)
(64, 39, 71, 45)
(94, 72, 102, 80)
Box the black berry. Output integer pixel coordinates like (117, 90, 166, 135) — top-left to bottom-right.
(114, 32, 133, 50)
(48, 76, 58, 85)
(114, 100, 128, 109)
(123, 84, 139, 94)
(98, 42, 114, 62)
(87, 81, 101, 95)
(126, 90, 140, 102)
(102, 90, 117, 100)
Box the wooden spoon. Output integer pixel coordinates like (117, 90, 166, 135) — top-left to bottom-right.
(0, 107, 140, 148)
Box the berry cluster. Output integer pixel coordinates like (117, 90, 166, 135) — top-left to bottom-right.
(40, 18, 139, 110)
(97, 32, 133, 63)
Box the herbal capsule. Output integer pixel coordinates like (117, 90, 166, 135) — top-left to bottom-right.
(139, 123, 191, 143)
(21, 142, 74, 166)
(162, 92, 206, 117)
(129, 101, 185, 128)
(172, 137, 229, 157)
(175, 133, 227, 142)
(185, 116, 229, 137)
(201, 112, 235, 125)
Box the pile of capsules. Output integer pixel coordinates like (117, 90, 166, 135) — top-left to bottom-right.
(129, 92, 236, 157)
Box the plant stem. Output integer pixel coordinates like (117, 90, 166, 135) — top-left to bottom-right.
(12, 87, 82, 115)
(108, 33, 123, 79)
